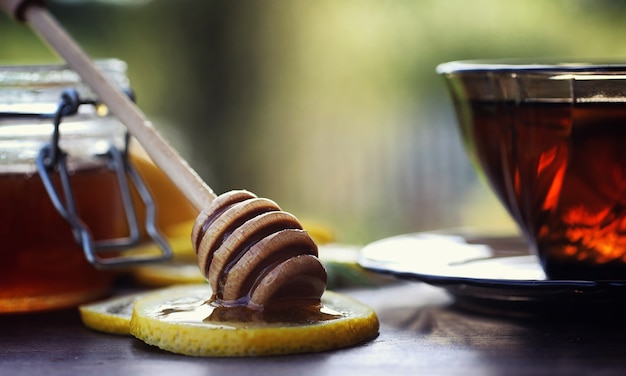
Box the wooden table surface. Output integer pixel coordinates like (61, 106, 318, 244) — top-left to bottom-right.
(3, 280, 626, 376)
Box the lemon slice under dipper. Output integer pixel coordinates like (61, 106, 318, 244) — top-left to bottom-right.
(129, 284, 379, 357)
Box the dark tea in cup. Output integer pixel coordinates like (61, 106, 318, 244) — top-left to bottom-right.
(438, 60, 626, 280)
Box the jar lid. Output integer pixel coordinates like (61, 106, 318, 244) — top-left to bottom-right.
(0, 59, 129, 171)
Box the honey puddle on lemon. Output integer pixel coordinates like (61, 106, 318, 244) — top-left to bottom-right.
(80, 284, 379, 357)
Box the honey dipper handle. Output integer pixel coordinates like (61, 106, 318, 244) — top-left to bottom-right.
(2, 2, 217, 211)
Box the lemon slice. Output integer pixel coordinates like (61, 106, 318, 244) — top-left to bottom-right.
(129, 229, 204, 287)
(79, 292, 142, 335)
(130, 284, 379, 357)
(300, 220, 335, 245)
(132, 262, 205, 287)
(79, 286, 200, 335)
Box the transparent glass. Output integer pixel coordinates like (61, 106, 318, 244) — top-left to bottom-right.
(0, 60, 129, 313)
(438, 59, 626, 280)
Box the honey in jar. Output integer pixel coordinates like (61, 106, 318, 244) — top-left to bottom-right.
(0, 60, 141, 313)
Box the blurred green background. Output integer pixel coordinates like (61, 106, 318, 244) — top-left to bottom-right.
(2, 0, 626, 245)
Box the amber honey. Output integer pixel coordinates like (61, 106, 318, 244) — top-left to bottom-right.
(0, 164, 127, 313)
(0, 60, 187, 312)
(467, 100, 626, 279)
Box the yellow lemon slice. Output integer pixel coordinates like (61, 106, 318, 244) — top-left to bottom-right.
(129, 227, 204, 287)
(132, 262, 205, 287)
(130, 284, 379, 357)
(300, 220, 335, 245)
(129, 146, 198, 236)
(79, 286, 202, 335)
(79, 292, 142, 335)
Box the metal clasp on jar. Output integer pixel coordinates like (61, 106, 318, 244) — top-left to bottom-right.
(22, 88, 171, 269)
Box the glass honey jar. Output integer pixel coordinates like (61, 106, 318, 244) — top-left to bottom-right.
(0, 59, 172, 313)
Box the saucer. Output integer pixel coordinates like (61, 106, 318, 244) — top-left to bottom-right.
(358, 231, 626, 317)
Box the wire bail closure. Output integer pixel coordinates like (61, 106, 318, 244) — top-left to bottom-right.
(33, 88, 172, 269)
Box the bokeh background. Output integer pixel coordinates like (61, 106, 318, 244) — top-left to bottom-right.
(2, 0, 626, 245)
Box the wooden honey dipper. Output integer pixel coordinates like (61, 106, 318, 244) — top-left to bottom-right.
(0, 0, 327, 310)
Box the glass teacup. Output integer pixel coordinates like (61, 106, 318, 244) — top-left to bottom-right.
(438, 60, 626, 280)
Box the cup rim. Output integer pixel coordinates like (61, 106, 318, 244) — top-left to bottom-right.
(437, 58, 626, 74)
